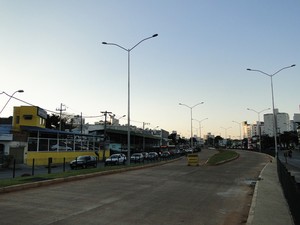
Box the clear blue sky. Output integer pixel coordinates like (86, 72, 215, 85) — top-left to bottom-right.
(1, 0, 299, 138)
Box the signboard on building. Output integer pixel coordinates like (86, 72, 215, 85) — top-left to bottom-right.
(37, 107, 47, 119)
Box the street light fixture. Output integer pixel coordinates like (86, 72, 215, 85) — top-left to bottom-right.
(102, 34, 158, 165)
(193, 118, 208, 139)
(220, 127, 231, 139)
(179, 102, 204, 148)
(0, 90, 24, 115)
(246, 107, 271, 152)
(247, 64, 296, 157)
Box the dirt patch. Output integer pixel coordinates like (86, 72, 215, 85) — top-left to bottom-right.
(222, 187, 254, 225)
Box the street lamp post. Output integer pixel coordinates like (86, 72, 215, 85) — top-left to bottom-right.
(232, 121, 242, 140)
(247, 64, 296, 157)
(220, 127, 231, 139)
(247, 107, 270, 152)
(0, 90, 24, 115)
(179, 102, 204, 148)
(102, 34, 158, 165)
(193, 118, 208, 139)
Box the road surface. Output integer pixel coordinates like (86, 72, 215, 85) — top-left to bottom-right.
(0, 149, 269, 225)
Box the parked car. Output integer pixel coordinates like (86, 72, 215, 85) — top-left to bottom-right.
(161, 151, 170, 159)
(105, 154, 126, 166)
(70, 155, 97, 169)
(141, 152, 149, 160)
(185, 148, 193, 154)
(51, 144, 72, 151)
(130, 153, 144, 163)
(148, 152, 159, 160)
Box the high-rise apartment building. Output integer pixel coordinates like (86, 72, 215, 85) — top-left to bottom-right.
(263, 109, 290, 137)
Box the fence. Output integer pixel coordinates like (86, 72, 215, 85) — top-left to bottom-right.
(277, 157, 300, 225)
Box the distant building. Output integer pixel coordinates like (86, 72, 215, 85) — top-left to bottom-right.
(264, 109, 290, 136)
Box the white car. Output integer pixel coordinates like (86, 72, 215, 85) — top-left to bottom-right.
(130, 153, 144, 162)
(50, 144, 72, 151)
(105, 154, 126, 166)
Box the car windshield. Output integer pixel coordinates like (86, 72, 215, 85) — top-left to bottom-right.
(77, 156, 88, 160)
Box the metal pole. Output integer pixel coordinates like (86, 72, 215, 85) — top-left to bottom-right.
(179, 102, 204, 148)
(127, 50, 131, 163)
(246, 108, 270, 152)
(270, 76, 278, 156)
(190, 107, 193, 148)
(246, 64, 296, 157)
(102, 34, 158, 165)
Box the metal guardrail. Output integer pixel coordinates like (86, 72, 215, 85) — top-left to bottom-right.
(277, 157, 300, 225)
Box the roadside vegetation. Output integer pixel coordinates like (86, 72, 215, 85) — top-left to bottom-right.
(0, 164, 136, 188)
(207, 149, 239, 165)
(0, 158, 176, 188)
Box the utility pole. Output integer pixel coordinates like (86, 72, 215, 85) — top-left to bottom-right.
(101, 110, 112, 161)
(56, 103, 66, 131)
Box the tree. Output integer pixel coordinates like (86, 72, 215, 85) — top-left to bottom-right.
(279, 131, 298, 149)
(168, 133, 178, 145)
(46, 114, 60, 129)
(214, 135, 223, 148)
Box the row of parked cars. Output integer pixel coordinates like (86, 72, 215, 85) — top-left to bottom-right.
(104, 152, 157, 166)
(69, 148, 197, 169)
(104, 150, 183, 166)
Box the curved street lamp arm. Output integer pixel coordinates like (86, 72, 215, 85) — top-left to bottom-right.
(247, 108, 259, 113)
(247, 107, 271, 114)
(247, 68, 270, 77)
(102, 42, 128, 51)
(273, 64, 296, 76)
(0, 90, 24, 115)
(191, 102, 204, 109)
(247, 64, 296, 77)
(130, 34, 158, 51)
(102, 34, 158, 52)
(179, 103, 190, 109)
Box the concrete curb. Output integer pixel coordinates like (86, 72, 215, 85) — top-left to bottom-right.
(246, 161, 270, 225)
(0, 157, 182, 194)
(214, 153, 240, 165)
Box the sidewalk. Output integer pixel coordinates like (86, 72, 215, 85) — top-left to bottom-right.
(247, 159, 294, 225)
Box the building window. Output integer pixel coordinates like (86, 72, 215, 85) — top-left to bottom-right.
(16, 116, 20, 124)
(23, 115, 33, 120)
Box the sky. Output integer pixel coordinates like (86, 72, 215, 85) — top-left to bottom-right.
(1, 0, 299, 138)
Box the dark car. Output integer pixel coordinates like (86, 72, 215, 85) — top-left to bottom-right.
(70, 155, 97, 169)
(161, 151, 170, 159)
(148, 152, 159, 160)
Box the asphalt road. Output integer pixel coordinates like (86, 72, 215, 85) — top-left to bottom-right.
(0, 149, 270, 225)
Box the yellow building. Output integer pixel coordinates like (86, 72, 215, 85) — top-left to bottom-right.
(13, 106, 47, 131)
(5, 106, 104, 166)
